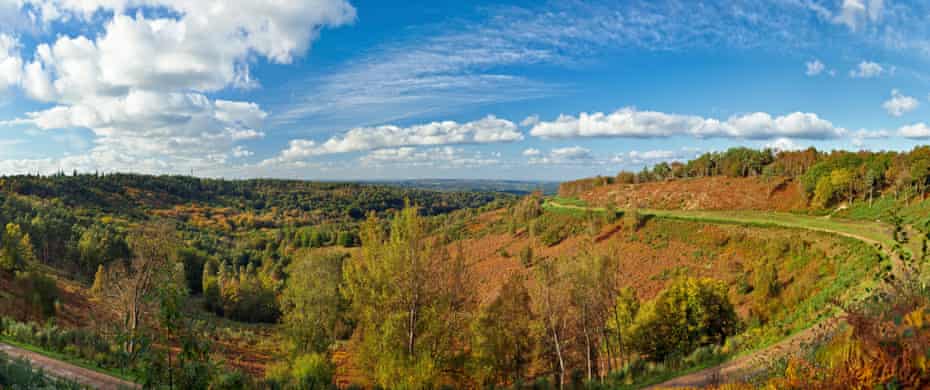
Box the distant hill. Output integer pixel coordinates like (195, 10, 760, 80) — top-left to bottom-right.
(0, 173, 514, 225)
(370, 179, 559, 195)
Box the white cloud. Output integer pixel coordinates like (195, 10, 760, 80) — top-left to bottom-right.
(628, 150, 677, 161)
(551, 146, 592, 160)
(0, 34, 22, 91)
(528, 146, 595, 165)
(612, 148, 701, 165)
(766, 137, 803, 152)
(1, 0, 355, 174)
(360, 147, 499, 168)
(834, 0, 883, 31)
(232, 146, 253, 158)
(529, 108, 846, 140)
(899, 122, 930, 138)
(520, 115, 540, 127)
(805, 59, 825, 76)
(850, 61, 884, 78)
(264, 116, 522, 165)
(882, 89, 919, 117)
(850, 129, 890, 147)
(16, 90, 267, 169)
(522, 148, 541, 156)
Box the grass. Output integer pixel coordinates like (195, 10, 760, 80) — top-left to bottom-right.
(544, 198, 904, 254)
(549, 196, 589, 207)
(0, 335, 138, 383)
(610, 354, 730, 389)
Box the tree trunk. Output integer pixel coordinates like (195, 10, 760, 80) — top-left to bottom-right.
(583, 321, 592, 382)
(601, 326, 613, 379)
(552, 325, 565, 390)
(613, 308, 625, 367)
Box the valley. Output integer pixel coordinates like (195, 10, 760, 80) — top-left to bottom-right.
(2, 147, 930, 389)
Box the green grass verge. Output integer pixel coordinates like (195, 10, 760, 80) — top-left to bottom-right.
(616, 354, 730, 389)
(0, 335, 138, 383)
(544, 200, 903, 255)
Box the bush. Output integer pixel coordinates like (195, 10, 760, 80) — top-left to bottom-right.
(0, 354, 82, 389)
(291, 353, 334, 389)
(629, 277, 738, 361)
(14, 271, 58, 319)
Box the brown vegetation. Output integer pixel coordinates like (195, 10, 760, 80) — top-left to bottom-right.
(576, 176, 806, 211)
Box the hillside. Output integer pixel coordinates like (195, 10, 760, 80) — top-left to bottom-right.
(569, 176, 806, 211)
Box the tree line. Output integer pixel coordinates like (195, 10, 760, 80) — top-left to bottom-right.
(559, 146, 930, 209)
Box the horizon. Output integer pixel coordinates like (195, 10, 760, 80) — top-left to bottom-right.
(3, 1, 930, 181)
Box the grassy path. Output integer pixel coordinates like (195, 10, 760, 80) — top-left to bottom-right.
(545, 201, 904, 388)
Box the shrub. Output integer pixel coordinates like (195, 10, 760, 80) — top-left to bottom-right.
(629, 277, 738, 361)
(291, 353, 334, 389)
(0, 354, 82, 389)
(14, 271, 59, 319)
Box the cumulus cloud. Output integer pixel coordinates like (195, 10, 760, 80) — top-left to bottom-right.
(19, 91, 266, 161)
(0, 34, 22, 91)
(766, 137, 804, 152)
(360, 147, 499, 168)
(522, 148, 541, 156)
(610, 148, 701, 165)
(529, 108, 846, 140)
(850, 129, 890, 147)
(1, 0, 355, 173)
(264, 116, 522, 165)
(849, 61, 884, 78)
(899, 123, 930, 138)
(521, 115, 540, 127)
(834, 0, 883, 31)
(883, 89, 919, 117)
(805, 59, 825, 76)
(528, 146, 596, 165)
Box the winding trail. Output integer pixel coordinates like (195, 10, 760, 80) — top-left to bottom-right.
(546, 201, 908, 389)
(0, 343, 139, 389)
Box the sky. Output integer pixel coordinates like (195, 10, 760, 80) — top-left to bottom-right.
(2, 0, 930, 181)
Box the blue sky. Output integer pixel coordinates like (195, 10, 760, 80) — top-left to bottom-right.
(2, 0, 930, 180)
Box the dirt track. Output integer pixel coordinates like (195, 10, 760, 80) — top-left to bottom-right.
(0, 343, 139, 389)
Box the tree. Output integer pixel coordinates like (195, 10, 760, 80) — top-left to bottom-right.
(77, 223, 130, 274)
(471, 274, 534, 386)
(568, 250, 619, 381)
(629, 277, 738, 362)
(606, 287, 639, 367)
(343, 205, 474, 387)
(0, 223, 36, 272)
(812, 175, 836, 208)
(830, 168, 854, 204)
(91, 264, 106, 296)
(532, 258, 570, 389)
(281, 251, 350, 354)
(97, 223, 183, 355)
(176, 248, 209, 294)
